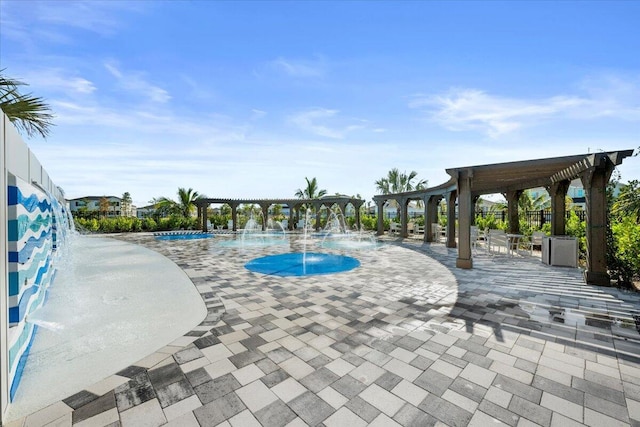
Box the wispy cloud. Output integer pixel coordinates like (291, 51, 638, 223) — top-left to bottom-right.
(288, 108, 367, 139)
(410, 88, 588, 137)
(268, 55, 328, 78)
(20, 68, 96, 95)
(36, 1, 145, 36)
(411, 75, 640, 137)
(0, 1, 145, 46)
(104, 62, 171, 104)
(251, 109, 267, 120)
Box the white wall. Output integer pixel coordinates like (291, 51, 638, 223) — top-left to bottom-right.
(1, 113, 65, 423)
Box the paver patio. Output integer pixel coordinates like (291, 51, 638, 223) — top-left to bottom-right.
(7, 233, 640, 427)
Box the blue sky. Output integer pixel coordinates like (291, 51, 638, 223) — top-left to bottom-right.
(1, 1, 638, 207)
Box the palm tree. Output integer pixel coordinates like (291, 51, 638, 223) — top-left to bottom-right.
(0, 70, 54, 138)
(375, 168, 427, 195)
(295, 177, 327, 199)
(176, 187, 204, 218)
(153, 188, 204, 219)
(375, 168, 427, 218)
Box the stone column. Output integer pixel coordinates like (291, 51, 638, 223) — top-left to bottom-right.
(231, 203, 237, 232)
(338, 202, 348, 231)
(425, 196, 439, 243)
(353, 201, 362, 231)
(201, 203, 208, 232)
(547, 180, 570, 235)
(456, 173, 473, 268)
(314, 202, 321, 231)
(505, 190, 523, 234)
(376, 200, 384, 235)
(261, 204, 269, 231)
(288, 204, 294, 231)
(401, 198, 409, 238)
(581, 161, 614, 286)
(446, 191, 457, 248)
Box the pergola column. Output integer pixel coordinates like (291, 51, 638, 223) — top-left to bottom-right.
(425, 196, 440, 243)
(547, 180, 570, 235)
(354, 201, 362, 231)
(314, 202, 321, 231)
(456, 172, 473, 269)
(230, 203, 238, 232)
(288, 204, 294, 231)
(401, 197, 409, 238)
(505, 190, 523, 234)
(260, 204, 269, 231)
(376, 200, 385, 235)
(200, 203, 208, 232)
(581, 160, 615, 286)
(338, 202, 348, 231)
(446, 191, 457, 248)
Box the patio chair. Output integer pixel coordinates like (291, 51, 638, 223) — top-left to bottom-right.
(389, 222, 400, 234)
(526, 231, 547, 255)
(487, 229, 507, 254)
(470, 226, 480, 250)
(407, 222, 415, 234)
(431, 223, 445, 242)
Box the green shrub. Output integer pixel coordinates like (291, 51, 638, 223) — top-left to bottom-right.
(565, 210, 586, 258)
(475, 214, 505, 231)
(359, 215, 379, 231)
(142, 218, 157, 231)
(611, 217, 640, 285)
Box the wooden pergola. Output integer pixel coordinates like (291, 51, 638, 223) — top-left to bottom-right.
(373, 150, 635, 286)
(195, 196, 364, 232)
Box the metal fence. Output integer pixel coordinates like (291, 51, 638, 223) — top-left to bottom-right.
(474, 209, 586, 228)
(383, 209, 586, 228)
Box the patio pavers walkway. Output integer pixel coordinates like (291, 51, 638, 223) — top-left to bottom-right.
(8, 233, 640, 427)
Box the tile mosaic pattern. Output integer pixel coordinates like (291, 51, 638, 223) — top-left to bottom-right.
(11, 233, 640, 427)
(6, 175, 60, 401)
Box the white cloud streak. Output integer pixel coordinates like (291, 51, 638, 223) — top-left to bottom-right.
(412, 75, 640, 138)
(288, 108, 367, 139)
(104, 62, 171, 104)
(268, 56, 327, 78)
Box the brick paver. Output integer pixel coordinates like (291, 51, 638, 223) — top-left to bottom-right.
(7, 232, 640, 426)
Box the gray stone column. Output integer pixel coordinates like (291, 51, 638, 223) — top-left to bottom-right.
(581, 162, 614, 286)
(456, 173, 473, 268)
(446, 191, 457, 248)
(547, 180, 570, 235)
(314, 202, 321, 231)
(201, 203, 208, 232)
(505, 190, 523, 234)
(288, 205, 294, 231)
(426, 196, 441, 243)
(231, 203, 238, 232)
(261, 204, 269, 231)
(401, 198, 409, 238)
(376, 201, 384, 235)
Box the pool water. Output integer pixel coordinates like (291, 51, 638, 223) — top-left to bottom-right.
(245, 252, 360, 277)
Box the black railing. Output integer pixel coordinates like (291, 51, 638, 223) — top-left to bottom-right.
(383, 209, 587, 229)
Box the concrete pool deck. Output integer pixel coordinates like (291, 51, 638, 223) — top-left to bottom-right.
(6, 233, 640, 426)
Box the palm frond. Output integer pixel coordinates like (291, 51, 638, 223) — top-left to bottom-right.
(0, 70, 54, 138)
